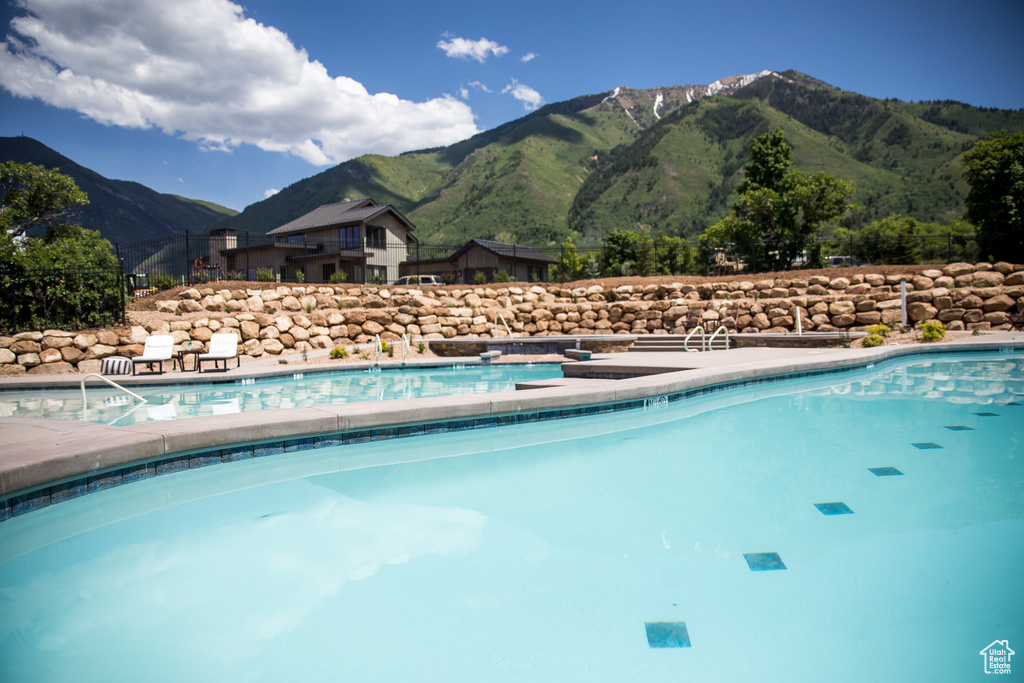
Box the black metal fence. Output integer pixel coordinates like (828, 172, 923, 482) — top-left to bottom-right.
(0, 264, 125, 333)
(115, 232, 560, 287)
(113, 230, 1019, 290)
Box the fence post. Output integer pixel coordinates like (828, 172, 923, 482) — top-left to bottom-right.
(947, 233, 952, 263)
(184, 230, 191, 285)
(246, 232, 250, 279)
(118, 259, 126, 326)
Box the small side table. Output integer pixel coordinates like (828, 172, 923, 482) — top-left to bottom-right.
(175, 349, 202, 372)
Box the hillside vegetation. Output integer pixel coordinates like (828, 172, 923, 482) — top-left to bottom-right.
(216, 71, 1024, 248)
(0, 136, 237, 243)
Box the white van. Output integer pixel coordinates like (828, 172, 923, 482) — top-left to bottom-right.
(393, 275, 442, 286)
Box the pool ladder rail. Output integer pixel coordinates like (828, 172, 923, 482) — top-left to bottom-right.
(497, 312, 515, 338)
(372, 334, 411, 365)
(80, 373, 148, 421)
(684, 325, 729, 352)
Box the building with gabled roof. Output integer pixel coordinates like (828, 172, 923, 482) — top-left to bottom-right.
(402, 238, 555, 284)
(220, 198, 417, 284)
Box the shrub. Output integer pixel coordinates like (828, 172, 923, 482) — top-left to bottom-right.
(295, 269, 305, 284)
(604, 289, 619, 302)
(330, 346, 349, 359)
(371, 274, 386, 286)
(417, 342, 425, 354)
(441, 273, 455, 285)
(866, 323, 891, 338)
(862, 334, 886, 348)
(304, 300, 315, 314)
(473, 270, 488, 285)
(495, 270, 512, 283)
(329, 271, 348, 284)
(150, 273, 177, 291)
(226, 270, 246, 281)
(919, 320, 946, 343)
(256, 268, 274, 282)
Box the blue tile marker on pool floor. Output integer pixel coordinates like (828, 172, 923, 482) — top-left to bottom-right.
(814, 502, 854, 515)
(645, 622, 691, 648)
(868, 467, 904, 476)
(743, 552, 787, 571)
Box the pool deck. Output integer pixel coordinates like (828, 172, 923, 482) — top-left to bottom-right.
(2, 331, 1023, 504)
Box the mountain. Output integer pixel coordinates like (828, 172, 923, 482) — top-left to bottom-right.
(0, 136, 238, 244)
(214, 70, 1024, 248)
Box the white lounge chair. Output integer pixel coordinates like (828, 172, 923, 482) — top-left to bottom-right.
(132, 335, 174, 375)
(197, 333, 239, 373)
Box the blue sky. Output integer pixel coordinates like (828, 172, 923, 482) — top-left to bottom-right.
(1, 0, 1022, 212)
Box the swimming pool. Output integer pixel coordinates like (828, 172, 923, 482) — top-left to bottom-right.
(1, 351, 1021, 681)
(0, 363, 563, 424)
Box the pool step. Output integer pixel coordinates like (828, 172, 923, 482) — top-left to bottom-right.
(628, 335, 731, 353)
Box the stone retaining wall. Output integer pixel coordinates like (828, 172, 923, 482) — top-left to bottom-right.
(2, 261, 1022, 376)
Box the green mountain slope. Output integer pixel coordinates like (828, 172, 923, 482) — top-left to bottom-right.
(219, 71, 1023, 247)
(0, 136, 237, 243)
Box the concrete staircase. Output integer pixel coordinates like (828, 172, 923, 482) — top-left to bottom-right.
(627, 333, 731, 353)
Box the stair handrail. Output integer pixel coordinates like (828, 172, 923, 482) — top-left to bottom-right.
(683, 326, 705, 352)
(497, 312, 514, 338)
(707, 325, 730, 351)
(373, 334, 382, 364)
(80, 373, 147, 420)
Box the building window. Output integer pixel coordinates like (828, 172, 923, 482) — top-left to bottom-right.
(339, 226, 359, 249)
(278, 234, 304, 244)
(322, 263, 336, 281)
(368, 265, 387, 284)
(366, 225, 386, 249)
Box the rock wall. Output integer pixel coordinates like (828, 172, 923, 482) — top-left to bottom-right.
(2, 261, 1022, 376)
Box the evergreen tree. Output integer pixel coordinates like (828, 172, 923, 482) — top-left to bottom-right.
(963, 131, 1024, 262)
(702, 129, 856, 272)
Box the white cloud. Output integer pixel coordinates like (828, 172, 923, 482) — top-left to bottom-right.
(521, 53, 538, 63)
(502, 79, 544, 111)
(436, 34, 509, 63)
(0, 0, 480, 166)
(263, 188, 279, 199)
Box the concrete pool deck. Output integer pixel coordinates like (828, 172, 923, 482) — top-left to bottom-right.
(2, 332, 1023, 508)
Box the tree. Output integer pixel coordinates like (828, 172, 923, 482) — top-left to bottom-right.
(602, 228, 655, 276)
(0, 161, 89, 238)
(832, 215, 978, 265)
(702, 129, 856, 272)
(552, 235, 582, 282)
(963, 131, 1024, 262)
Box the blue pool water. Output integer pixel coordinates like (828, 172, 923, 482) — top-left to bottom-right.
(0, 352, 1022, 681)
(0, 363, 562, 424)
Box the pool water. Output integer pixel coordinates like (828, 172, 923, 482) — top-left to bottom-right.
(0, 363, 563, 424)
(1, 352, 1022, 682)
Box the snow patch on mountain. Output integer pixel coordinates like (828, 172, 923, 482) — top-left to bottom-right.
(653, 93, 663, 120)
(706, 70, 777, 97)
(601, 86, 622, 104)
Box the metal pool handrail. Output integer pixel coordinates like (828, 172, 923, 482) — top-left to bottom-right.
(497, 312, 514, 338)
(80, 373, 147, 420)
(707, 325, 730, 351)
(401, 334, 410, 363)
(373, 334, 382, 364)
(683, 326, 705, 352)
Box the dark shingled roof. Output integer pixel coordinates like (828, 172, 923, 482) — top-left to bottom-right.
(266, 199, 416, 237)
(450, 238, 556, 263)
